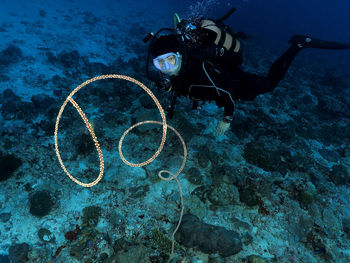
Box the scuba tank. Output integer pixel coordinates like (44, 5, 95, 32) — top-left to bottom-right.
(175, 8, 242, 56)
(143, 7, 244, 86)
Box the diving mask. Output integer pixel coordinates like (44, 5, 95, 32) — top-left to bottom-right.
(153, 52, 182, 75)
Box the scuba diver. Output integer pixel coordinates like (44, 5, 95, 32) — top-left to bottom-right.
(144, 8, 350, 135)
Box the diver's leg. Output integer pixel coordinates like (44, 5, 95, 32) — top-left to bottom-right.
(266, 44, 301, 87)
(228, 45, 300, 100)
(266, 35, 350, 87)
(232, 68, 275, 100)
(233, 35, 350, 100)
(289, 35, 350, 49)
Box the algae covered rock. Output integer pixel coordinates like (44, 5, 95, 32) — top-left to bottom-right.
(0, 44, 23, 66)
(0, 152, 22, 182)
(248, 255, 267, 263)
(186, 167, 203, 185)
(208, 183, 240, 206)
(239, 187, 259, 207)
(300, 183, 317, 206)
(82, 205, 102, 226)
(38, 228, 55, 243)
(29, 190, 56, 217)
(329, 164, 349, 186)
(114, 245, 151, 263)
(175, 214, 242, 257)
(194, 151, 211, 169)
(243, 141, 292, 174)
(8, 243, 29, 263)
(151, 228, 178, 254)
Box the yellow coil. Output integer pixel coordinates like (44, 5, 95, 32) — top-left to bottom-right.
(54, 74, 186, 256)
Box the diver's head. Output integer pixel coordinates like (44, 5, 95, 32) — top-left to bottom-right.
(150, 34, 183, 76)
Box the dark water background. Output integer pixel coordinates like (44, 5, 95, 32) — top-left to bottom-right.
(92, 0, 350, 68)
(2, 0, 349, 51)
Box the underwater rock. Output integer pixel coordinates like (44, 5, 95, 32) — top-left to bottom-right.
(37, 119, 55, 135)
(84, 61, 109, 76)
(57, 50, 81, 68)
(186, 167, 203, 185)
(329, 164, 350, 186)
(113, 238, 131, 252)
(193, 145, 222, 169)
(0, 255, 10, 263)
(0, 74, 10, 82)
(51, 74, 72, 90)
(45, 51, 57, 64)
(113, 244, 151, 263)
(29, 190, 56, 217)
(38, 9, 46, 17)
(318, 95, 350, 117)
(292, 214, 314, 242)
(243, 141, 292, 174)
(230, 118, 250, 140)
(175, 214, 242, 257)
(139, 94, 156, 109)
(1, 88, 18, 102)
(317, 124, 350, 146)
(1, 89, 32, 120)
(235, 108, 276, 136)
(248, 255, 267, 263)
(318, 148, 340, 163)
(342, 218, 350, 236)
(134, 109, 160, 134)
(31, 93, 56, 111)
(128, 24, 147, 37)
(299, 182, 317, 206)
(151, 228, 178, 254)
(208, 183, 240, 206)
(37, 228, 55, 243)
(129, 185, 150, 199)
(74, 133, 95, 156)
(0, 212, 11, 222)
(194, 151, 210, 169)
(8, 243, 29, 263)
(305, 226, 335, 261)
(82, 11, 99, 26)
(128, 56, 144, 73)
(239, 187, 259, 207)
(191, 253, 209, 263)
(0, 152, 22, 182)
(82, 205, 102, 226)
(109, 211, 125, 228)
(168, 113, 201, 144)
(0, 44, 23, 66)
(210, 164, 240, 186)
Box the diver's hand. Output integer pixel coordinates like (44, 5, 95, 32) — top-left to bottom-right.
(215, 116, 232, 136)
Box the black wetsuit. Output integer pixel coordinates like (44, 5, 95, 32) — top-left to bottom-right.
(150, 20, 350, 119)
(166, 36, 301, 119)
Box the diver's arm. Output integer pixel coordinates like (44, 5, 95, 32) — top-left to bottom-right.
(223, 96, 234, 119)
(166, 90, 178, 119)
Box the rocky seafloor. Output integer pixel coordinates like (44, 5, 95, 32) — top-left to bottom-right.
(0, 1, 350, 263)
